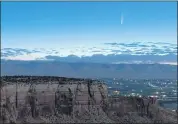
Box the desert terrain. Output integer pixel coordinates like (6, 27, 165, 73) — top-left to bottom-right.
(0, 76, 177, 123)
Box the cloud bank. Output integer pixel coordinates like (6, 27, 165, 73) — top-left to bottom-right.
(1, 42, 177, 64)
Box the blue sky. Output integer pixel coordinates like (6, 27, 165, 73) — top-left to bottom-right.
(1, 2, 177, 49)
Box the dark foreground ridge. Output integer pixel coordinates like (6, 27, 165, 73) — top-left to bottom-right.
(1, 76, 177, 123)
(1, 75, 101, 84)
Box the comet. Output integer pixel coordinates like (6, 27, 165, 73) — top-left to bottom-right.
(121, 13, 124, 25)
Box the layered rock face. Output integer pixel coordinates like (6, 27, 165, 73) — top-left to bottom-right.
(0, 76, 177, 123)
(1, 76, 112, 123)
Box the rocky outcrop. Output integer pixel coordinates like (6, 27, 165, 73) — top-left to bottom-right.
(1, 76, 112, 123)
(1, 76, 177, 123)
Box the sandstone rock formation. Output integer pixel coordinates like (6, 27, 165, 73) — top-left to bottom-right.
(0, 76, 177, 123)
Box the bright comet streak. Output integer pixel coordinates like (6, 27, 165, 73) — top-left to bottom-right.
(121, 13, 124, 25)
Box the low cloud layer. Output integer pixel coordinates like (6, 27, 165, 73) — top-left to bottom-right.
(1, 42, 177, 64)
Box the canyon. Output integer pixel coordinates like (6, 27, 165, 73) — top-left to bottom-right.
(1, 76, 177, 123)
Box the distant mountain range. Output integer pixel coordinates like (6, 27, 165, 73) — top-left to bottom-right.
(1, 60, 177, 79)
(1, 42, 177, 64)
(1, 42, 177, 79)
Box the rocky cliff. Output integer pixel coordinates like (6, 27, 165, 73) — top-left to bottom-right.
(1, 76, 177, 123)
